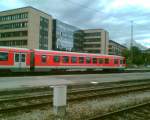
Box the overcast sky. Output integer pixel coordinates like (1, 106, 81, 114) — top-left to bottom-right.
(0, 0, 150, 48)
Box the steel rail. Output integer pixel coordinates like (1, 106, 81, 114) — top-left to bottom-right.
(88, 101, 150, 120)
(1, 80, 150, 104)
(0, 83, 150, 114)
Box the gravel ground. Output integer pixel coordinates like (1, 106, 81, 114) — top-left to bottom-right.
(103, 104, 150, 120)
(67, 90, 150, 119)
(1, 90, 150, 120)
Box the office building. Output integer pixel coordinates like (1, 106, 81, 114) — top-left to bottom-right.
(52, 19, 84, 52)
(109, 40, 126, 55)
(83, 29, 109, 54)
(0, 6, 52, 50)
(0, 7, 110, 54)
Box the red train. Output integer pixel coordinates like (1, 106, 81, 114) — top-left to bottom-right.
(0, 47, 126, 72)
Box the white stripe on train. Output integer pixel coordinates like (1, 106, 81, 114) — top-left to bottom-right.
(34, 66, 125, 69)
(0, 65, 30, 68)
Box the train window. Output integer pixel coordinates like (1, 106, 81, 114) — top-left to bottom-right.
(120, 60, 123, 64)
(71, 56, 77, 63)
(15, 54, 19, 62)
(114, 59, 118, 64)
(79, 57, 84, 63)
(0, 52, 8, 61)
(63, 56, 69, 63)
(42, 55, 47, 63)
(98, 58, 103, 64)
(92, 58, 97, 64)
(123, 59, 126, 64)
(86, 57, 91, 64)
(105, 58, 109, 64)
(54, 56, 60, 63)
(21, 54, 25, 62)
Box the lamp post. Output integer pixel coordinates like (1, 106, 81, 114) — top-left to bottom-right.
(130, 21, 133, 64)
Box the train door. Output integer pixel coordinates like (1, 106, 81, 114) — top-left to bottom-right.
(14, 53, 26, 69)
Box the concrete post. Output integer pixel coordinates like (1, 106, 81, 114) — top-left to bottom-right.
(53, 85, 67, 117)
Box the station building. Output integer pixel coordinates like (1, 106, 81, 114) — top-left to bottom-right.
(109, 40, 127, 55)
(0, 6, 53, 50)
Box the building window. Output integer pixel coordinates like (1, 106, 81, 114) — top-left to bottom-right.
(0, 22, 28, 30)
(85, 38, 101, 42)
(105, 58, 109, 64)
(84, 44, 100, 48)
(21, 31, 28, 36)
(0, 52, 8, 61)
(39, 16, 49, 50)
(86, 57, 91, 64)
(53, 56, 60, 63)
(0, 40, 27, 46)
(92, 58, 97, 64)
(0, 12, 28, 22)
(71, 56, 77, 63)
(41, 55, 47, 63)
(87, 50, 100, 53)
(63, 56, 69, 63)
(79, 57, 84, 63)
(84, 32, 101, 37)
(0, 31, 28, 38)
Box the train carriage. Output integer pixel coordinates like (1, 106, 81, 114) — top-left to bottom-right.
(33, 49, 126, 71)
(0, 47, 126, 72)
(0, 47, 30, 72)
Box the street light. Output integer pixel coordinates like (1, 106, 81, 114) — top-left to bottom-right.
(130, 21, 133, 64)
(130, 21, 133, 49)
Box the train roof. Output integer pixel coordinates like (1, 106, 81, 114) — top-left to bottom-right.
(0, 47, 124, 58)
(34, 49, 123, 58)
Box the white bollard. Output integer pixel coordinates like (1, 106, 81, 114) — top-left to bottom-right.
(53, 85, 67, 117)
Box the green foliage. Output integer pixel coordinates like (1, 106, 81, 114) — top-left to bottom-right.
(122, 46, 150, 66)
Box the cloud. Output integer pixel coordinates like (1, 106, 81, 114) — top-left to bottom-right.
(104, 0, 150, 12)
(136, 39, 150, 48)
(0, 0, 150, 48)
(0, 0, 25, 10)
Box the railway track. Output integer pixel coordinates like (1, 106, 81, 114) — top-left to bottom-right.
(88, 101, 150, 120)
(0, 79, 150, 115)
(1, 79, 150, 101)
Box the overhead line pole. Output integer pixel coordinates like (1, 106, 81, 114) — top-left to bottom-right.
(130, 21, 133, 64)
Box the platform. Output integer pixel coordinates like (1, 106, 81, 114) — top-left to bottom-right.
(0, 72, 150, 90)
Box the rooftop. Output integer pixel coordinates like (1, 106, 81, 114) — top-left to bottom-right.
(0, 6, 52, 17)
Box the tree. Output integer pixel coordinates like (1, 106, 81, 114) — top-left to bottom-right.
(131, 46, 143, 65)
(122, 46, 147, 66)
